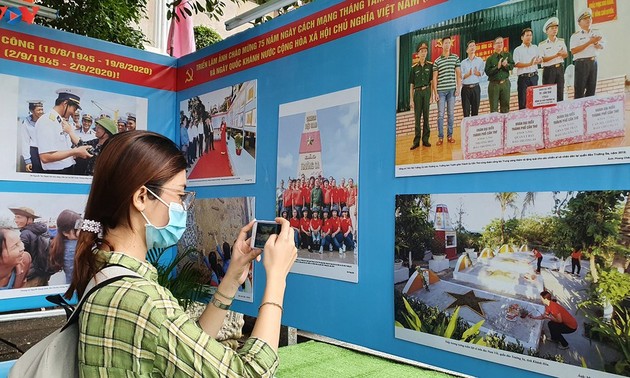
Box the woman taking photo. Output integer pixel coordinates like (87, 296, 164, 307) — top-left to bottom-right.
(66, 131, 297, 376)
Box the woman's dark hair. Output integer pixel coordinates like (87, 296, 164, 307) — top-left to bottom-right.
(65, 131, 186, 299)
(222, 242, 231, 261)
(49, 210, 81, 272)
(209, 251, 225, 279)
(540, 290, 552, 300)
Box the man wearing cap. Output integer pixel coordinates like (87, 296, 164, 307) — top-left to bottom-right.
(10, 207, 51, 286)
(432, 36, 462, 145)
(513, 28, 543, 110)
(570, 8, 604, 99)
(35, 89, 93, 175)
(117, 117, 127, 133)
(329, 206, 343, 253)
(77, 114, 96, 141)
(19, 100, 44, 173)
(485, 37, 515, 113)
(310, 177, 323, 211)
(310, 207, 323, 253)
(65, 117, 118, 175)
(539, 17, 568, 102)
(321, 208, 334, 252)
(408, 41, 434, 149)
(299, 207, 312, 251)
(71, 110, 81, 130)
(460, 40, 485, 117)
(126, 112, 137, 131)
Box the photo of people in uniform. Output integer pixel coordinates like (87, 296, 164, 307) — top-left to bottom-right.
(179, 80, 257, 187)
(0, 74, 147, 183)
(395, 0, 629, 177)
(0, 192, 87, 300)
(277, 87, 360, 283)
(177, 197, 255, 302)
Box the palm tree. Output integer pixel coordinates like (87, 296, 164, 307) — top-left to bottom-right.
(520, 192, 536, 218)
(495, 192, 518, 244)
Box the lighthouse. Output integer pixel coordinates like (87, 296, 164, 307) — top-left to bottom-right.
(297, 111, 323, 178)
(434, 204, 458, 260)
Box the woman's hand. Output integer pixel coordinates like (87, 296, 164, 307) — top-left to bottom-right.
(263, 217, 297, 281)
(223, 220, 263, 285)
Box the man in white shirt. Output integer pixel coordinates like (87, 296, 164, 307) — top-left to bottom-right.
(513, 28, 542, 110)
(20, 100, 44, 173)
(77, 114, 97, 141)
(126, 112, 137, 131)
(460, 40, 485, 117)
(570, 8, 604, 99)
(35, 89, 93, 175)
(539, 17, 568, 101)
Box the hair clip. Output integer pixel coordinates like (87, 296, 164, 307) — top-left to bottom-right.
(79, 219, 103, 236)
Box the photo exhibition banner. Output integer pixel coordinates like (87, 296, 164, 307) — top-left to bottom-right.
(0, 23, 176, 310)
(394, 190, 629, 377)
(277, 87, 360, 283)
(395, 0, 629, 177)
(179, 197, 256, 302)
(0, 192, 87, 299)
(2, 0, 629, 377)
(179, 80, 257, 186)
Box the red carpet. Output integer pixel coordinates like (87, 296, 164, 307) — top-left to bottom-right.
(187, 138, 233, 179)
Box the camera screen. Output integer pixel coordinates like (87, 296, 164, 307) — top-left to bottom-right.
(253, 222, 280, 249)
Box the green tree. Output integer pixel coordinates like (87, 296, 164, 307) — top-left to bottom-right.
(515, 216, 559, 254)
(494, 192, 518, 244)
(520, 192, 536, 218)
(480, 218, 520, 249)
(194, 26, 222, 50)
(395, 195, 434, 261)
(36, 0, 148, 49)
(556, 191, 625, 282)
(167, 0, 242, 22)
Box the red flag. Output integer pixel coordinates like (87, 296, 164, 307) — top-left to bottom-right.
(167, 1, 196, 58)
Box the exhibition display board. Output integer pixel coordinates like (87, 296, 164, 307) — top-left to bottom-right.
(2, 0, 630, 376)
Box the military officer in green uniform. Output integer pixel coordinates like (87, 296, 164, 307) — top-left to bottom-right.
(484, 36, 515, 113)
(408, 41, 434, 149)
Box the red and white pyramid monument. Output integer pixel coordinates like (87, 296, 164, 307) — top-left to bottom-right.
(297, 111, 323, 178)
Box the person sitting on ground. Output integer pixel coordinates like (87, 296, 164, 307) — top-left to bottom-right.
(529, 290, 577, 350)
(0, 228, 32, 290)
(65, 130, 297, 376)
(321, 208, 333, 252)
(300, 207, 312, 251)
(329, 207, 343, 253)
(310, 207, 322, 253)
(340, 207, 354, 252)
(289, 208, 300, 247)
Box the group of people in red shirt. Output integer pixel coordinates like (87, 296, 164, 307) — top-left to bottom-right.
(276, 174, 357, 254)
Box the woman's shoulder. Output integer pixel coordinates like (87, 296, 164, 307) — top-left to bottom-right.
(87, 277, 182, 321)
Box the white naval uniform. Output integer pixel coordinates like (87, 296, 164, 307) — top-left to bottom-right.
(35, 109, 74, 171)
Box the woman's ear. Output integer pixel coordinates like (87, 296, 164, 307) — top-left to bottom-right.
(132, 186, 149, 213)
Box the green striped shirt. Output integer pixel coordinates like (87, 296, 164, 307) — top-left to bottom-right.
(434, 54, 460, 92)
(78, 251, 278, 377)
